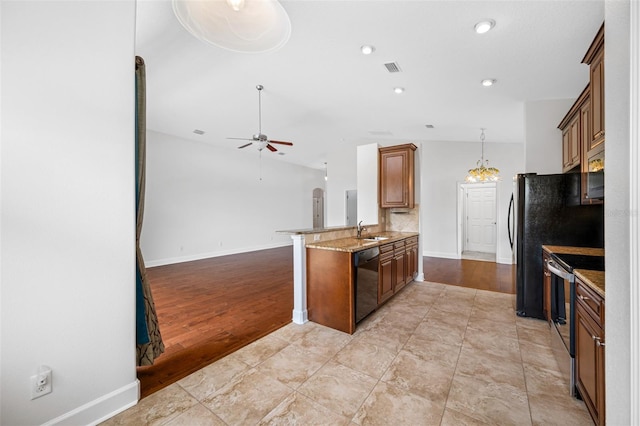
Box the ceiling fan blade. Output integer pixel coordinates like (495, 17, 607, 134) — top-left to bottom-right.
(238, 143, 253, 149)
(268, 140, 293, 146)
(227, 137, 254, 141)
(266, 144, 278, 152)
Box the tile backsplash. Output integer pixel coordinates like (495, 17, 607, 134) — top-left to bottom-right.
(385, 204, 419, 232)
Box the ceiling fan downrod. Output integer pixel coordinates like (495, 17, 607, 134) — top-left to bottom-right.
(257, 84, 263, 137)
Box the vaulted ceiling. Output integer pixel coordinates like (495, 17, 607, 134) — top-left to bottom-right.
(135, 0, 604, 169)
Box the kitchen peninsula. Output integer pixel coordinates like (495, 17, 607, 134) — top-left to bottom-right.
(278, 225, 421, 334)
(306, 231, 419, 334)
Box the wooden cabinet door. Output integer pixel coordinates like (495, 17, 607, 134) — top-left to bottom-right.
(393, 250, 406, 292)
(406, 243, 418, 282)
(576, 301, 604, 425)
(379, 144, 416, 208)
(590, 50, 604, 148)
(378, 254, 394, 304)
(562, 114, 581, 172)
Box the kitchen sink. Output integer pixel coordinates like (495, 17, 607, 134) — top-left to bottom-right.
(363, 236, 389, 241)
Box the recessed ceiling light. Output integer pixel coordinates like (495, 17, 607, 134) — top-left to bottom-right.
(481, 79, 496, 87)
(360, 45, 375, 55)
(474, 19, 495, 34)
(394, 87, 405, 94)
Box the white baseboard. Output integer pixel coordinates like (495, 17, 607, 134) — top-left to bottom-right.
(422, 250, 460, 260)
(496, 255, 515, 265)
(292, 310, 308, 325)
(145, 241, 293, 267)
(43, 380, 139, 426)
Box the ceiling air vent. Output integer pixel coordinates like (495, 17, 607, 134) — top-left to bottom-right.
(384, 62, 402, 73)
(425, 124, 434, 129)
(193, 129, 205, 135)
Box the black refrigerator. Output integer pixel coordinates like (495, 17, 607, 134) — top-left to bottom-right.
(509, 173, 604, 319)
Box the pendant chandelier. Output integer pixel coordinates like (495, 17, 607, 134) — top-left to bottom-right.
(465, 128, 501, 183)
(172, 0, 291, 53)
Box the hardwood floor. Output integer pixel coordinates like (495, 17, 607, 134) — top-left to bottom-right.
(138, 246, 293, 399)
(138, 249, 515, 399)
(423, 256, 515, 294)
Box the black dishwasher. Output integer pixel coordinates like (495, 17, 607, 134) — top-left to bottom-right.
(354, 247, 379, 323)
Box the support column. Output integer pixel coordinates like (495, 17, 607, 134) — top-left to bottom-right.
(291, 234, 308, 324)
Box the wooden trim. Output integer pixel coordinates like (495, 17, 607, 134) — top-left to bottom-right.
(378, 143, 417, 153)
(558, 84, 590, 129)
(582, 22, 605, 65)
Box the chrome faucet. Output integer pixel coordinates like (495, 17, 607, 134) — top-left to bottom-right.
(357, 220, 366, 238)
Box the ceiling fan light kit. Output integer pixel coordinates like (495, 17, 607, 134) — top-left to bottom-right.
(172, 0, 292, 53)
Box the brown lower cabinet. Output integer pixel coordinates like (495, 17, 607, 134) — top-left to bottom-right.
(306, 248, 355, 334)
(308, 235, 418, 334)
(379, 244, 394, 304)
(379, 236, 418, 305)
(575, 277, 605, 425)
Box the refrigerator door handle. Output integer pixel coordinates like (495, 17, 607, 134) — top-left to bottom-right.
(508, 194, 514, 249)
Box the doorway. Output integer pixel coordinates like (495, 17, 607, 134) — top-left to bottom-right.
(313, 188, 324, 228)
(459, 183, 497, 261)
(346, 190, 357, 226)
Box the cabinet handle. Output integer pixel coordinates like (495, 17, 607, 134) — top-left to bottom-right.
(578, 294, 590, 301)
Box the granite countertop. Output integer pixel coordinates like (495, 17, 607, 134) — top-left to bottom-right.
(542, 245, 605, 297)
(276, 225, 356, 235)
(575, 269, 605, 298)
(542, 245, 605, 257)
(306, 231, 419, 253)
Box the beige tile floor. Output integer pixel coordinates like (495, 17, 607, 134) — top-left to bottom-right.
(102, 282, 593, 425)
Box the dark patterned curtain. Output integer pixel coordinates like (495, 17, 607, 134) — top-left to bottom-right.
(135, 56, 164, 366)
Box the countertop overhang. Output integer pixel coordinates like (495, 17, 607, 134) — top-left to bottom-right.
(306, 231, 419, 253)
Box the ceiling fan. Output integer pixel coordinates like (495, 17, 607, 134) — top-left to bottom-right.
(228, 85, 293, 153)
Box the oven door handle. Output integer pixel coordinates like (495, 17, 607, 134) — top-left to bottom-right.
(547, 260, 574, 282)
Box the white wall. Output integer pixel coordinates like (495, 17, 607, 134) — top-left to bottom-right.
(524, 99, 577, 173)
(1, 1, 138, 425)
(356, 143, 379, 226)
(604, 1, 633, 422)
(141, 130, 325, 265)
(325, 146, 357, 226)
(420, 140, 524, 263)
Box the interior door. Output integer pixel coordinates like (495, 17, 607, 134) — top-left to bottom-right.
(346, 190, 357, 226)
(465, 186, 497, 253)
(313, 188, 324, 228)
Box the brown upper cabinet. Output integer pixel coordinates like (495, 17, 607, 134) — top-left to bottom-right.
(559, 86, 589, 173)
(558, 23, 604, 204)
(583, 23, 605, 150)
(379, 143, 417, 208)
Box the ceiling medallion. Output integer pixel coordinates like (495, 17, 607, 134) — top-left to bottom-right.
(465, 128, 501, 183)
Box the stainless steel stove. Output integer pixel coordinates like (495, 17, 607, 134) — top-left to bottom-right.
(547, 252, 604, 396)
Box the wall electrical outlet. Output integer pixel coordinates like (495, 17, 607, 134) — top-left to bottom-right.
(30, 366, 52, 399)
(314, 234, 320, 241)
